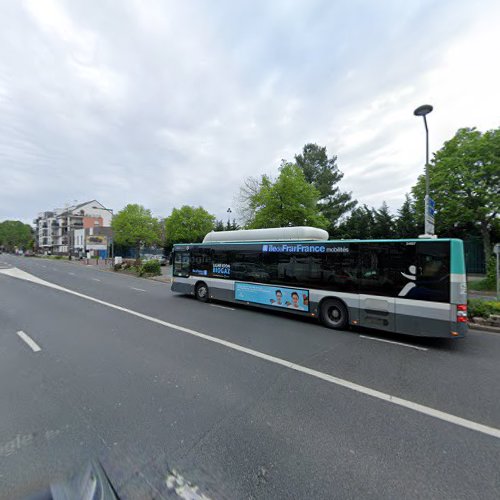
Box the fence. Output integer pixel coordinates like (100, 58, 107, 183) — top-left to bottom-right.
(464, 238, 485, 274)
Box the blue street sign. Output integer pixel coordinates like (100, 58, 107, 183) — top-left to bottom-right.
(428, 197, 435, 217)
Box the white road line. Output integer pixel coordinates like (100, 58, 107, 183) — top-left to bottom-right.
(210, 304, 235, 311)
(68, 272, 75, 276)
(92, 278, 101, 282)
(360, 335, 428, 351)
(16, 331, 41, 352)
(1, 266, 500, 440)
(41, 265, 47, 268)
(130, 287, 146, 292)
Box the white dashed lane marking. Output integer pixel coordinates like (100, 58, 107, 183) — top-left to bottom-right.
(16, 331, 42, 352)
(359, 335, 428, 351)
(210, 304, 235, 311)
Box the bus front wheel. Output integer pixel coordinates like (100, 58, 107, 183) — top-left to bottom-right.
(195, 282, 209, 302)
(320, 299, 348, 330)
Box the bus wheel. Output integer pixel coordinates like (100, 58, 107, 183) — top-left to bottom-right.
(320, 299, 348, 330)
(195, 282, 209, 302)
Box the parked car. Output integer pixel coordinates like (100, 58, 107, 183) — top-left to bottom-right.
(157, 255, 167, 266)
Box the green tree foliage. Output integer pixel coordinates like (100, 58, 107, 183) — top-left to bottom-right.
(394, 194, 419, 238)
(412, 127, 500, 261)
(295, 143, 356, 229)
(371, 202, 395, 239)
(224, 219, 239, 231)
(336, 204, 375, 239)
(112, 204, 161, 258)
(0, 220, 33, 251)
(165, 205, 215, 245)
(214, 219, 225, 231)
(245, 162, 329, 229)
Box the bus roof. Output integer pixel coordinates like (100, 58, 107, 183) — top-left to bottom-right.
(173, 237, 462, 247)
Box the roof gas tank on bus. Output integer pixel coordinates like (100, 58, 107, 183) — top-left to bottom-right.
(202, 226, 329, 243)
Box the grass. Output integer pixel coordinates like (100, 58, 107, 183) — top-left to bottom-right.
(468, 279, 496, 292)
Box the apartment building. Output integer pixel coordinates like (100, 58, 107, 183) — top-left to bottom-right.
(34, 200, 113, 256)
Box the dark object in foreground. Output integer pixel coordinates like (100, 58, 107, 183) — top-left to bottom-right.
(25, 460, 118, 500)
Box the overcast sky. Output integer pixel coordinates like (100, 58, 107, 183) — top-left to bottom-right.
(1, 0, 499, 224)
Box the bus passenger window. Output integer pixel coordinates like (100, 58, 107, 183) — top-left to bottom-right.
(404, 242, 450, 302)
(173, 252, 190, 277)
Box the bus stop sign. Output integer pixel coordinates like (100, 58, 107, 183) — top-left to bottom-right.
(424, 195, 435, 235)
(428, 197, 436, 217)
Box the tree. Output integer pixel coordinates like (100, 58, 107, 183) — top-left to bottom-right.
(394, 194, 419, 238)
(164, 206, 215, 245)
(412, 127, 500, 261)
(0, 220, 33, 251)
(224, 219, 239, 231)
(295, 143, 356, 229)
(214, 219, 225, 231)
(245, 162, 329, 229)
(371, 202, 395, 239)
(336, 205, 375, 239)
(235, 176, 263, 227)
(111, 204, 161, 258)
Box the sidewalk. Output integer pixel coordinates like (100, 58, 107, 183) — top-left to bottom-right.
(468, 290, 498, 301)
(39, 256, 171, 282)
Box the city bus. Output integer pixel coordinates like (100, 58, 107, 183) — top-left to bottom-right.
(171, 227, 468, 338)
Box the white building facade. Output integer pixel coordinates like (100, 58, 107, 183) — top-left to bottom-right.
(34, 200, 113, 255)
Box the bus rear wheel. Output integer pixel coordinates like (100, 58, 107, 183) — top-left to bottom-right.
(320, 299, 348, 330)
(195, 282, 209, 302)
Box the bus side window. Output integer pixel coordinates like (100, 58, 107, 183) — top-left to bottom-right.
(173, 252, 190, 277)
(406, 242, 450, 302)
(359, 244, 407, 297)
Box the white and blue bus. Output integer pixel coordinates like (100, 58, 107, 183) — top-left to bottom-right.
(171, 227, 468, 338)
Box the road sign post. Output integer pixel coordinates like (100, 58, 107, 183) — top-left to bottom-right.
(494, 243, 500, 300)
(424, 195, 435, 236)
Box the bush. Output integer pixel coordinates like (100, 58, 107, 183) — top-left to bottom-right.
(140, 259, 161, 276)
(485, 256, 497, 290)
(470, 257, 499, 291)
(468, 299, 500, 319)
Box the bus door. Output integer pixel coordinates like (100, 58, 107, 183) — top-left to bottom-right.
(358, 245, 397, 332)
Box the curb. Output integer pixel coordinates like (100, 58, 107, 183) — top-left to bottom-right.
(469, 324, 500, 335)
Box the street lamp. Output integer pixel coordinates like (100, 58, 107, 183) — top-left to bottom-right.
(413, 104, 434, 236)
(227, 208, 232, 229)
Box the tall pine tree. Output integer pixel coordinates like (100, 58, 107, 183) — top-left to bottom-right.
(295, 144, 356, 232)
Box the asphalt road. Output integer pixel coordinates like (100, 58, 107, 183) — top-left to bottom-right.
(1, 254, 499, 499)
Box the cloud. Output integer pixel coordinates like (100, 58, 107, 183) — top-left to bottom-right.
(0, 0, 499, 224)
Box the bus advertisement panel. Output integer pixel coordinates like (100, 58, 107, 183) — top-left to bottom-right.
(235, 282, 309, 312)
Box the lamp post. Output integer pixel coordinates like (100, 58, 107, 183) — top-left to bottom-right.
(413, 104, 434, 236)
(227, 208, 232, 230)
